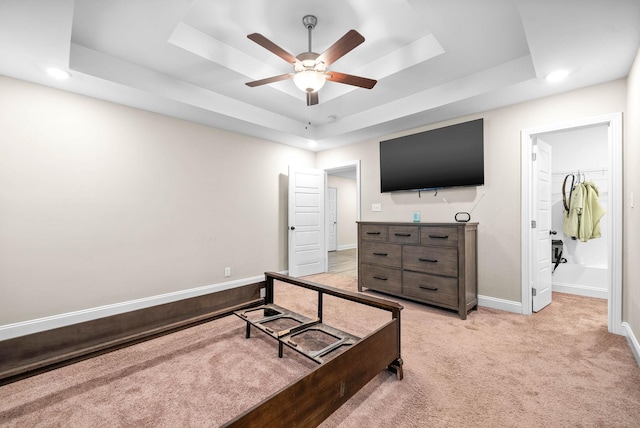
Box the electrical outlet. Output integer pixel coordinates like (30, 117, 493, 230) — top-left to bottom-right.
(260, 288, 266, 298)
(372, 203, 382, 212)
(224, 267, 231, 277)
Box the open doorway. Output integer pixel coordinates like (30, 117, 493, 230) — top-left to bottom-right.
(324, 161, 360, 275)
(521, 113, 623, 334)
(541, 125, 610, 299)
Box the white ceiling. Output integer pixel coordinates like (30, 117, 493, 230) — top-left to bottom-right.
(1, 0, 639, 151)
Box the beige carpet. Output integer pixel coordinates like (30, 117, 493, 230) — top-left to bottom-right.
(1, 272, 639, 427)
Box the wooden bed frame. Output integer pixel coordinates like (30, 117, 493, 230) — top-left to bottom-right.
(0, 272, 402, 426)
(222, 272, 403, 427)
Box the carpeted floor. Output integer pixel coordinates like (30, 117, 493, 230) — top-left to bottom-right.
(1, 270, 639, 427)
(309, 271, 640, 427)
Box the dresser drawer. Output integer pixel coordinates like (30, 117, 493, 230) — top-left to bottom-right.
(403, 271, 458, 307)
(389, 226, 419, 244)
(420, 226, 458, 247)
(403, 245, 458, 277)
(360, 264, 402, 294)
(361, 224, 388, 242)
(360, 241, 401, 268)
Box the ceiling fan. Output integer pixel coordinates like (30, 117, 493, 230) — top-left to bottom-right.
(245, 15, 377, 106)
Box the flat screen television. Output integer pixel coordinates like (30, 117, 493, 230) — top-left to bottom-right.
(379, 118, 484, 192)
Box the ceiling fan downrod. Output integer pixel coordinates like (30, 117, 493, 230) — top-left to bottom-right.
(302, 15, 317, 53)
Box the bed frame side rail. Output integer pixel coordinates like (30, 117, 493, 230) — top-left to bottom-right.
(222, 318, 400, 428)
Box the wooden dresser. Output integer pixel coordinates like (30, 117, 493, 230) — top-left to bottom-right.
(357, 221, 478, 319)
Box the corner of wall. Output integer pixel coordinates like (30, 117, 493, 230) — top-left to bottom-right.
(622, 322, 640, 367)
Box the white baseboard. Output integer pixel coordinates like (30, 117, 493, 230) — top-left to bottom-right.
(478, 295, 523, 314)
(552, 282, 608, 299)
(337, 244, 356, 251)
(622, 322, 640, 367)
(0, 275, 265, 341)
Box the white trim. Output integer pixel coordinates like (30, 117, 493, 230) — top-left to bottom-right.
(622, 322, 640, 367)
(521, 128, 534, 315)
(521, 113, 623, 334)
(324, 159, 361, 223)
(551, 283, 608, 300)
(324, 160, 362, 273)
(337, 243, 357, 251)
(0, 275, 264, 341)
(607, 114, 624, 335)
(478, 295, 522, 314)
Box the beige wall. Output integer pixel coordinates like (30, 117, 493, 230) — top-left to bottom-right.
(2, 68, 637, 343)
(317, 79, 627, 303)
(0, 76, 314, 325)
(327, 175, 357, 249)
(624, 48, 640, 344)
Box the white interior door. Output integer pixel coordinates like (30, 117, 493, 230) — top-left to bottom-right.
(288, 166, 325, 277)
(327, 187, 337, 252)
(532, 139, 553, 312)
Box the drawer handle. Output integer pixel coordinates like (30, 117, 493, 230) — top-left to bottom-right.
(419, 258, 438, 263)
(373, 275, 388, 281)
(394, 233, 411, 237)
(373, 252, 388, 256)
(428, 234, 449, 239)
(287, 340, 298, 347)
(419, 285, 439, 291)
(366, 231, 381, 235)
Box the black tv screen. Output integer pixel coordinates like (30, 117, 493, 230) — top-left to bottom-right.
(380, 118, 484, 192)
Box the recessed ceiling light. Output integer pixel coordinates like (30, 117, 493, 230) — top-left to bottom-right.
(46, 67, 71, 80)
(545, 69, 569, 83)
(307, 140, 317, 148)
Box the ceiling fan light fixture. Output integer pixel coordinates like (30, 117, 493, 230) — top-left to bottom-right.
(293, 69, 326, 93)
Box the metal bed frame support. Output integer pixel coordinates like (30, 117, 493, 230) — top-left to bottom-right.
(224, 272, 404, 427)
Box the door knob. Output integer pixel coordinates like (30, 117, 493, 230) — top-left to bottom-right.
(290, 226, 295, 230)
(550, 230, 557, 235)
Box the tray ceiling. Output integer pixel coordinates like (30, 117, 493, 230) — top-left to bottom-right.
(1, 0, 639, 151)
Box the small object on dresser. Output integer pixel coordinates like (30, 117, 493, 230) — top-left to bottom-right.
(413, 211, 421, 222)
(455, 212, 470, 222)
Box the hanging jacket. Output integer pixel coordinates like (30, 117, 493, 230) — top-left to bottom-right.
(579, 181, 605, 242)
(562, 181, 605, 242)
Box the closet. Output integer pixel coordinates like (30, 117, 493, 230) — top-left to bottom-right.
(543, 124, 609, 299)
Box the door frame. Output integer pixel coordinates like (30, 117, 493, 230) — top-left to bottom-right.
(520, 112, 623, 334)
(324, 160, 362, 270)
(326, 186, 338, 252)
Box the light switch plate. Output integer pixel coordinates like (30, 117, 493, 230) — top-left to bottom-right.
(372, 203, 382, 212)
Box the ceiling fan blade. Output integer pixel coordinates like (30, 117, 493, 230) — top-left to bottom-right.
(325, 71, 377, 89)
(247, 33, 299, 64)
(317, 30, 365, 66)
(307, 91, 319, 106)
(246, 73, 294, 87)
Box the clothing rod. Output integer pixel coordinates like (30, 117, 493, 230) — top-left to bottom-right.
(552, 168, 608, 176)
